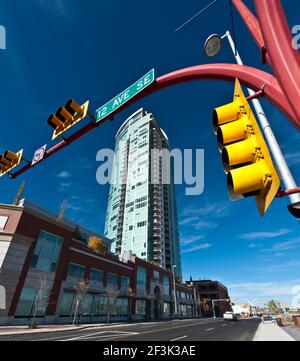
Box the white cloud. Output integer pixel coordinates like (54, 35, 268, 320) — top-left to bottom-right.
(57, 171, 71, 179)
(284, 151, 300, 166)
(248, 243, 263, 249)
(180, 235, 205, 245)
(273, 237, 300, 251)
(238, 228, 292, 240)
(181, 243, 211, 253)
(247, 260, 300, 274)
(182, 201, 230, 218)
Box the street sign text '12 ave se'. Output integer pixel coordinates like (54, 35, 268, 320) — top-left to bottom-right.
(95, 69, 155, 122)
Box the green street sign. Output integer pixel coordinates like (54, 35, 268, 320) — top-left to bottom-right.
(95, 68, 155, 122)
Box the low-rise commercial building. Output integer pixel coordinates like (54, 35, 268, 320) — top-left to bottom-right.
(0, 200, 195, 325)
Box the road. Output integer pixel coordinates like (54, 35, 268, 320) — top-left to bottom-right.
(0, 317, 261, 341)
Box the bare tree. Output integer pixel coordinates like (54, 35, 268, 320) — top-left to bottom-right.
(106, 287, 119, 324)
(72, 279, 89, 325)
(30, 274, 51, 328)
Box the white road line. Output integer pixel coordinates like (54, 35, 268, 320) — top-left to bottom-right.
(170, 335, 188, 341)
(222, 324, 227, 327)
(206, 328, 214, 331)
(60, 330, 138, 342)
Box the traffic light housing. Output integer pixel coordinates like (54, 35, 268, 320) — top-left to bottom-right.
(213, 79, 280, 216)
(47, 99, 89, 140)
(0, 149, 23, 177)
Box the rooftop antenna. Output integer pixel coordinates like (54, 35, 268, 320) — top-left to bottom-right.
(57, 199, 68, 223)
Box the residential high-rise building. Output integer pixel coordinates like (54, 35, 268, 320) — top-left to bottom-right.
(104, 108, 182, 277)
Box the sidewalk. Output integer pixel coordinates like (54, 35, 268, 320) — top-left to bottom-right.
(0, 323, 106, 336)
(253, 321, 296, 341)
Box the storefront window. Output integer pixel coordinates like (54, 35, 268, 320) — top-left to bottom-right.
(82, 294, 94, 316)
(93, 295, 107, 316)
(163, 302, 170, 315)
(59, 292, 75, 317)
(67, 263, 85, 278)
(135, 299, 146, 315)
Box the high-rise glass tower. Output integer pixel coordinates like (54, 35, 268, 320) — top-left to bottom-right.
(104, 108, 181, 277)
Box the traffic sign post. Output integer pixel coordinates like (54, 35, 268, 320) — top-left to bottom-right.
(95, 69, 155, 122)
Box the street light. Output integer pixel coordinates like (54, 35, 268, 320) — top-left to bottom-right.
(172, 265, 177, 316)
(204, 31, 300, 210)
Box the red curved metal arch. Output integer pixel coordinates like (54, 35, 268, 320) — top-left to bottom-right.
(254, 0, 300, 125)
(10, 63, 299, 178)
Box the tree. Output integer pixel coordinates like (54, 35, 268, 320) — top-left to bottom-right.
(30, 274, 51, 328)
(13, 180, 26, 205)
(88, 236, 107, 255)
(57, 199, 68, 223)
(72, 279, 89, 325)
(201, 298, 212, 316)
(267, 299, 282, 315)
(106, 287, 119, 324)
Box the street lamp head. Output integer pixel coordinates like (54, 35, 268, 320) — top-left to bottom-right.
(204, 33, 222, 57)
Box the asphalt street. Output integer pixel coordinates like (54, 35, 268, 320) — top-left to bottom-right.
(0, 317, 261, 341)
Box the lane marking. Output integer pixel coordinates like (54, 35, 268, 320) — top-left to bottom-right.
(170, 335, 188, 341)
(222, 324, 227, 327)
(60, 330, 138, 342)
(206, 328, 214, 331)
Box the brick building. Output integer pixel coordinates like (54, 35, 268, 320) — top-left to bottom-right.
(186, 279, 232, 317)
(0, 200, 195, 325)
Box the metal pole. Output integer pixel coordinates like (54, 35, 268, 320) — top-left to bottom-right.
(172, 266, 177, 316)
(212, 300, 216, 318)
(223, 30, 300, 206)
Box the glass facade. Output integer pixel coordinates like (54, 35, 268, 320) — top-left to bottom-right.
(135, 299, 146, 315)
(104, 108, 182, 277)
(120, 276, 130, 291)
(30, 230, 63, 272)
(15, 287, 48, 318)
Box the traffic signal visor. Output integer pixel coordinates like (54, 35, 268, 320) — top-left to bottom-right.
(47, 99, 89, 140)
(0, 149, 23, 177)
(213, 79, 280, 215)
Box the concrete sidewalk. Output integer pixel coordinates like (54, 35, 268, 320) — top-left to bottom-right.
(0, 323, 107, 336)
(253, 321, 295, 341)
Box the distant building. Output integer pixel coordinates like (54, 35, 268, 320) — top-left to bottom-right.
(0, 200, 193, 326)
(104, 108, 181, 277)
(186, 279, 232, 317)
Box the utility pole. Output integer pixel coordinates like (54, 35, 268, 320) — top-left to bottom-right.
(172, 265, 177, 316)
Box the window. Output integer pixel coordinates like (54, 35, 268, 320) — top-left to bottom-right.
(81, 294, 94, 316)
(30, 230, 63, 272)
(89, 269, 104, 285)
(120, 276, 130, 291)
(107, 273, 118, 288)
(93, 295, 107, 316)
(129, 225, 133, 231)
(116, 298, 128, 316)
(0, 216, 8, 230)
(59, 292, 75, 317)
(135, 299, 146, 315)
(153, 271, 159, 280)
(15, 288, 36, 318)
(163, 302, 170, 315)
(67, 263, 85, 278)
(136, 267, 147, 296)
(137, 221, 147, 228)
(162, 276, 170, 296)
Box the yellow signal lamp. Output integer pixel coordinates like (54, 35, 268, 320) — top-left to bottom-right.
(0, 149, 23, 177)
(212, 100, 241, 134)
(222, 138, 257, 172)
(227, 162, 267, 200)
(56, 106, 73, 123)
(217, 117, 248, 151)
(47, 114, 64, 130)
(65, 99, 84, 117)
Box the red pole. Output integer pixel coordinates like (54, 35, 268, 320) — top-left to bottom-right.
(10, 63, 298, 178)
(254, 0, 300, 128)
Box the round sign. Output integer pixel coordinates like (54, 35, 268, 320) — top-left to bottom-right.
(204, 34, 222, 57)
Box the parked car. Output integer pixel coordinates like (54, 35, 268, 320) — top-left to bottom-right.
(262, 313, 276, 323)
(223, 311, 238, 321)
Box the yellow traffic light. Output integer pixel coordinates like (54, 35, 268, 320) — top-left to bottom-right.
(213, 78, 280, 215)
(0, 149, 23, 177)
(47, 99, 89, 140)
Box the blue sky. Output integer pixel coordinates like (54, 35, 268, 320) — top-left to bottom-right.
(1, 0, 300, 306)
